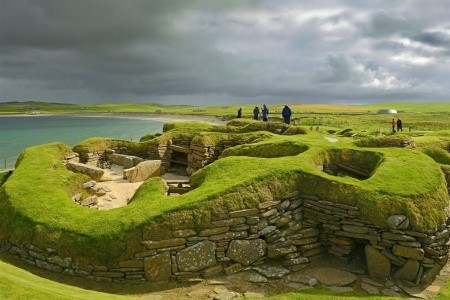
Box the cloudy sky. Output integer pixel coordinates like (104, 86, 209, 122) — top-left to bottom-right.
(1, 0, 450, 105)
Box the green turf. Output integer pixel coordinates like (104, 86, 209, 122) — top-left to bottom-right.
(0, 258, 139, 300)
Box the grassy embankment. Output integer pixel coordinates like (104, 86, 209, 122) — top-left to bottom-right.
(1, 104, 450, 299)
(1, 120, 449, 258)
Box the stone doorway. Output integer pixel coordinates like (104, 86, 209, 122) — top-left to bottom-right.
(169, 149, 189, 175)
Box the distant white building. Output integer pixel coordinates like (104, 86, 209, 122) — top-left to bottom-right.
(377, 109, 397, 114)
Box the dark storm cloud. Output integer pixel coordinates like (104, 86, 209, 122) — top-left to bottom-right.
(1, 0, 450, 104)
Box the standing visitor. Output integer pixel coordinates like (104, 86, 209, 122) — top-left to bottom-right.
(282, 105, 292, 125)
(391, 118, 396, 132)
(262, 104, 269, 122)
(253, 106, 260, 120)
(237, 107, 242, 118)
(397, 118, 403, 132)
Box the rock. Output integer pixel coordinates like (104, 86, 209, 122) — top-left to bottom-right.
(287, 272, 313, 284)
(133, 157, 144, 166)
(81, 196, 98, 206)
(329, 286, 354, 293)
(186, 289, 211, 298)
(268, 245, 297, 259)
(394, 259, 420, 281)
(361, 283, 379, 294)
(365, 245, 391, 278)
(177, 241, 217, 272)
(128, 160, 162, 183)
(227, 239, 267, 266)
(143, 238, 186, 250)
(243, 292, 264, 298)
(308, 278, 318, 286)
(246, 273, 268, 283)
(109, 153, 126, 166)
(144, 251, 172, 281)
(342, 225, 369, 234)
(213, 291, 240, 300)
(66, 162, 104, 181)
(360, 277, 384, 287)
(201, 265, 223, 278)
(381, 232, 415, 242)
(421, 264, 442, 284)
(253, 265, 290, 279)
(387, 215, 410, 230)
(123, 156, 135, 169)
(381, 288, 401, 297)
(83, 180, 96, 188)
(392, 245, 425, 260)
(123, 167, 134, 179)
(305, 268, 357, 286)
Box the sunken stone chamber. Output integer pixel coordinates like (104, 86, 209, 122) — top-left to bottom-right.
(319, 149, 383, 180)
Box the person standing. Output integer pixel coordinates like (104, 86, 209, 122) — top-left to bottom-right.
(391, 118, 396, 132)
(253, 106, 260, 120)
(282, 105, 292, 125)
(397, 118, 403, 132)
(262, 104, 269, 122)
(237, 107, 242, 118)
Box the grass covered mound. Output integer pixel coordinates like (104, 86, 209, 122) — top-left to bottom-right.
(0, 124, 448, 265)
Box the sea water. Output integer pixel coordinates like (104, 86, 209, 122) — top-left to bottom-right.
(0, 115, 164, 170)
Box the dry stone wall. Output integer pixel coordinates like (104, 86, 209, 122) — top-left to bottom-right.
(3, 189, 449, 285)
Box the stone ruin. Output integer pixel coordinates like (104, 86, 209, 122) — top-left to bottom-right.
(3, 128, 450, 291)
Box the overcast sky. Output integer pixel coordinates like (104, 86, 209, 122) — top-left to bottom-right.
(1, 0, 450, 105)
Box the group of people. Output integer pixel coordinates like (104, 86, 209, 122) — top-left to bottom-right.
(391, 118, 403, 132)
(237, 104, 292, 124)
(238, 106, 404, 132)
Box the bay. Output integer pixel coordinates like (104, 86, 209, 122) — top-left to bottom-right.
(0, 115, 164, 170)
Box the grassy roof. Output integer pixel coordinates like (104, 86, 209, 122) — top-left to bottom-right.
(0, 123, 449, 264)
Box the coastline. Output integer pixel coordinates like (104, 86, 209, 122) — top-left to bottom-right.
(0, 112, 229, 125)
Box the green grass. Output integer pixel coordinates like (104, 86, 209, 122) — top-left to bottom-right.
(0, 257, 139, 300)
(1, 123, 448, 265)
(1, 105, 450, 299)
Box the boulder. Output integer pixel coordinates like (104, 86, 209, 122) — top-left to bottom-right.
(387, 215, 410, 230)
(66, 162, 104, 181)
(144, 251, 172, 281)
(393, 245, 424, 260)
(394, 259, 420, 281)
(123, 167, 134, 179)
(227, 239, 267, 266)
(128, 160, 162, 183)
(177, 241, 217, 272)
(305, 267, 357, 286)
(123, 156, 135, 169)
(365, 245, 391, 278)
(109, 153, 127, 166)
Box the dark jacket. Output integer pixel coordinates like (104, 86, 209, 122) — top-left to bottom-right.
(282, 106, 292, 117)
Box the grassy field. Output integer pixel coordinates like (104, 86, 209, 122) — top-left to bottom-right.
(1, 101, 450, 299)
(2, 101, 450, 133)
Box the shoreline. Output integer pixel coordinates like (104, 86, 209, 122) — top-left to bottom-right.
(0, 112, 229, 125)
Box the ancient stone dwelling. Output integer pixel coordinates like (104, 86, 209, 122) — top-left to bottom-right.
(2, 127, 450, 288)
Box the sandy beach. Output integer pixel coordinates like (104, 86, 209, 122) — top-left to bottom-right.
(0, 112, 229, 125)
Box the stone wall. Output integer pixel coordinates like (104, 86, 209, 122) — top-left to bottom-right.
(147, 138, 247, 175)
(2, 189, 449, 285)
